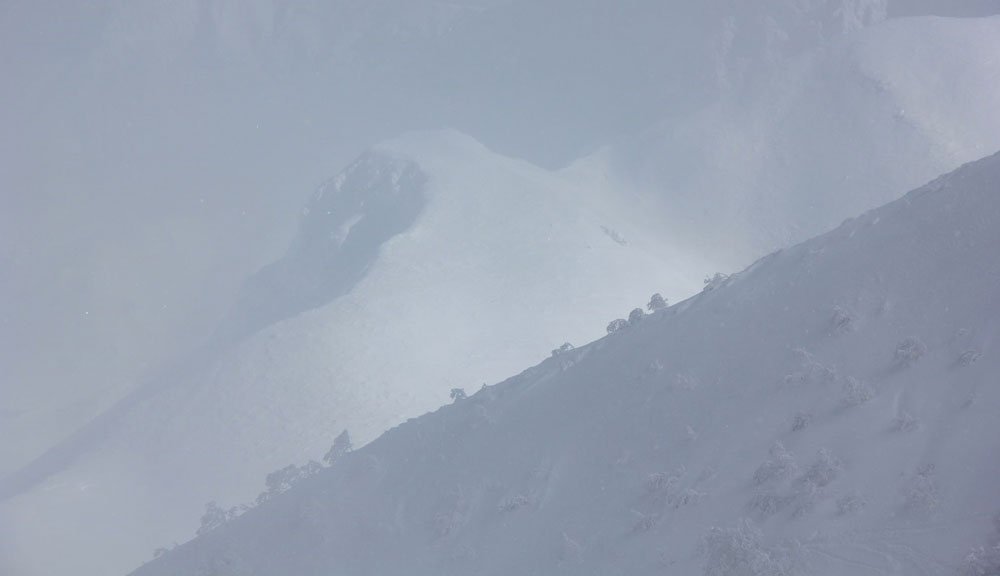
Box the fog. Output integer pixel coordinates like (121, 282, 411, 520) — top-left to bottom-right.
(890, 0, 1000, 17)
(2, 1, 999, 575)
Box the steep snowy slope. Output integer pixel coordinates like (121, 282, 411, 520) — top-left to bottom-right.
(0, 131, 713, 576)
(8, 0, 1000, 481)
(134, 151, 1000, 576)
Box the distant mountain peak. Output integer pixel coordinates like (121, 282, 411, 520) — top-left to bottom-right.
(218, 149, 427, 342)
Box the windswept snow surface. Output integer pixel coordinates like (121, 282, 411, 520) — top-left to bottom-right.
(134, 151, 1000, 576)
(0, 131, 712, 576)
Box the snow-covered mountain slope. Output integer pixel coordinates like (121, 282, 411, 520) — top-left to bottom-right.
(133, 151, 1000, 576)
(5, 6, 1000, 576)
(0, 0, 892, 480)
(7, 0, 999, 481)
(0, 131, 714, 576)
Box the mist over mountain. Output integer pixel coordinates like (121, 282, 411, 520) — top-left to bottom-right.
(1, 2, 999, 575)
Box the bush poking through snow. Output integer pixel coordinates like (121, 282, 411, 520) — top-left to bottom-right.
(903, 465, 939, 517)
(890, 410, 918, 432)
(450, 388, 467, 402)
(497, 494, 530, 512)
(957, 349, 983, 367)
(671, 488, 707, 509)
(842, 376, 875, 407)
(432, 492, 468, 539)
(631, 511, 659, 533)
(647, 472, 680, 494)
(836, 493, 866, 516)
(601, 225, 627, 246)
(791, 412, 811, 432)
(894, 337, 927, 368)
(830, 306, 854, 334)
(645, 468, 703, 510)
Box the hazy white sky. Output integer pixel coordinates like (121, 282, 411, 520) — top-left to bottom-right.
(890, 0, 1000, 17)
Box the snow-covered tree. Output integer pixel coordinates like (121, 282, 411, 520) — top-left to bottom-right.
(551, 342, 574, 357)
(607, 318, 628, 334)
(703, 272, 730, 292)
(647, 293, 667, 311)
(263, 465, 301, 496)
(701, 519, 801, 576)
(894, 337, 927, 368)
(196, 502, 236, 536)
(257, 460, 325, 505)
(323, 429, 353, 466)
(450, 388, 467, 402)
(964, 542, 1000, 576)
(801, 449, 840, 488)
(628, 307, 645, 325)
(299, 460, 323, 478)
(836, 493, 866, 516)
(753, 442, 798, 486)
